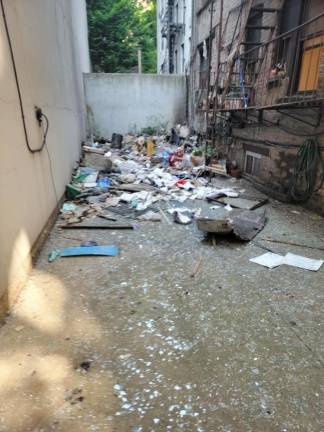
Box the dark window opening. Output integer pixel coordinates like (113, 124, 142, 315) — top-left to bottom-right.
(245, 3, 263, 80)
(245, 152, 261, 177)
(198, 38, 210, 88)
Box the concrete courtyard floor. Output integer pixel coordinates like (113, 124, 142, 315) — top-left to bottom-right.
(0, 178, 323, 432)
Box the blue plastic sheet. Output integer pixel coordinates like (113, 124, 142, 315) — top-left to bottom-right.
(61, 246, 118, 257)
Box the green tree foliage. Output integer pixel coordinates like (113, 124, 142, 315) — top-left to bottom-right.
(87, 0, 157, 73)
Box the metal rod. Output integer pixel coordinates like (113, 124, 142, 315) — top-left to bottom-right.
(204, 0, 215, 163)
(212, 0, 224, 148)
(215, 0, 223, 107)
(277, 110, 320, 128)
(138, 49, 142, 74)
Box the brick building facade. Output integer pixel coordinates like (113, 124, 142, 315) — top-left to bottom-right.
(189, 0, 324, 213)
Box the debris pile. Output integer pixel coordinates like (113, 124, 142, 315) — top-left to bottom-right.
(58, 127, 268, 239)
(50, 127, 323, 273)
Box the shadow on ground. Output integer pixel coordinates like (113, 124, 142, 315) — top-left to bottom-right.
(0, 178, 323, 432)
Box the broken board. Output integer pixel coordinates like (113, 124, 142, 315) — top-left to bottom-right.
(219, 197, 268, 210)
(61, 218, 133, 230)
(229, 210, 266, 241)
(196, 217, 232, 234)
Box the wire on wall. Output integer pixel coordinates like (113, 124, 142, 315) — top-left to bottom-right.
(0, 0, 45, 153)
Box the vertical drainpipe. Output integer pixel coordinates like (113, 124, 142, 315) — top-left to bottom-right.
(189, 0, 195, 128)
(212, 0, 224, 147)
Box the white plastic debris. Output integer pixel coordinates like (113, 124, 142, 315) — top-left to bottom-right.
(250, 253, 284, 269)
(174, 211, 192, 225)
(250, 252, 323, 271)
(167, 207, 192, 215)
(120, 193, 135, 203)
(114, 159, 141, 173)
(138, 211, 162, 222)
(283, 253, 323, 271)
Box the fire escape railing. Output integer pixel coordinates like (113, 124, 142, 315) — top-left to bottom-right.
(216, 11, 324, 112)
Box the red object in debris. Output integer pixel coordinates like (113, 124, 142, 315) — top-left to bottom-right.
(169, 148, 184, 167)
(175, 179, 188, 188)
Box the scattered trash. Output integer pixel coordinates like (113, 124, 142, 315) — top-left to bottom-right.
(66, 184, 82, 200)
(284, 253, 323, 271)
(111, 133, 123, 149)
(168, 207, 199, 225)
(83, 146, 105, 155)
(74, 167, 99, 188)
(79, 361, 92, 371)
(62, 203, 77, 213)
(158, 206, 172, 225)
(98, 213, 117, 222)
(49, 245, 118, 262)
(105, 196, 121, 207)
(146, 139, 155, 157)
(138, 211, 162, 222)
(249, 252, 284, 269)
(97, 177, 111, 188)
(48, 249, 61, 262)
(173, 211, 192, 225)
(250, 252, 323, 271)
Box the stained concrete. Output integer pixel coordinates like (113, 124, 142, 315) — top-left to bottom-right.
(0, 178, 323, 432)
(84, 74, 187, 138)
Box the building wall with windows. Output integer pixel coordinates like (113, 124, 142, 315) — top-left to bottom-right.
(189, 0, 324, 213)
(157, 0, 192, 74)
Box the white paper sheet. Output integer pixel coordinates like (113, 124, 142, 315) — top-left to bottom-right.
(283, 253, 323, 271)
(250, 253, 284, 269)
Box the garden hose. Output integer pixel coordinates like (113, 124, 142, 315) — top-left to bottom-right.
(288, 138, 324, 202)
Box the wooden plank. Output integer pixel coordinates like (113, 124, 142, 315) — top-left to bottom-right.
(61, 223, 134, 230)
(110, 184, 158, 192)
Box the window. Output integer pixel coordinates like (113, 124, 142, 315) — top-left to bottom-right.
(276, 0, 304, 91)
(245, 4, 263, 80)
(199, 39, 209, 88)
(245, 151, 261, 176)
(296, 0, 324, 92)
(298, 35, 324, 91)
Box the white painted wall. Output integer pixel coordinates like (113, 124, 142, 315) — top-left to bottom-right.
(0, 0, 90, 313)
(84, 73, 187, 138)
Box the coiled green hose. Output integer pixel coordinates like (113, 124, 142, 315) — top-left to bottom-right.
(288, 139, 324, 202)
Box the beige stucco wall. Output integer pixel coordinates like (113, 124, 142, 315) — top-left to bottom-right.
(0, 0, 90, 314)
